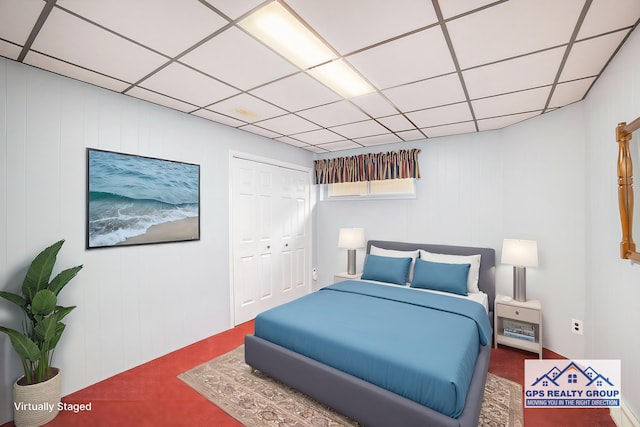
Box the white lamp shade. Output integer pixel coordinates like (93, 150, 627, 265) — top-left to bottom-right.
(338, 228, 365, 249)
(501, 239, 539, 267)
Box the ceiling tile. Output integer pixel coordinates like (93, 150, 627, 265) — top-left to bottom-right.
(406, 102, 473, 128)
(355, 134, 402, 147)
(463, 47, 565, 99)
(191, 109, 246, 127)
(255, 114, 320, 135)
(396, 129, 425, 142)
(330, 120, 389, 139)
(289, 129, 345, 144)
(303, 145, 330, 154)
(0, 40, 22, 60)
(477, 111, 541, 131)
(32, 8, 167, 83)
(422, 121, 477, 138)
(578, 0, 640, 39)
(297, 101, 369, 128)
(250, 73, 341, 112)
(383, 73, 466, 112)
(548, 77, 596, 109)
(57, 0, 228, 57)
(207, 93, 287, 123)
(126, 86, 196, 112)
(275, 136, 310, 148)
(239, 124, 282, 139)
(139, 62, 239, 107)
(317, 140, 362, 152)
(472, 87, 550, 119)
(377, 115, 416, 132)
(350, 92, 398, 118)
(0, 0, 44, 46)
(447, 0, 585, 69)
(438, 0, 500, 19)
(347, 26, 455, 90)
(560, 30, 630, 81)
(25, 52, 130, 92)
(202, 0, 264, 20)
(180, 27, 298, 90)
(286, 0, 438, 55)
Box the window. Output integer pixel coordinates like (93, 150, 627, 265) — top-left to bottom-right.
(568, 374, 577, 384)
(322, 178, 416, 200)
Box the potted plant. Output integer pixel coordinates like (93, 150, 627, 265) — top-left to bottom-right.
(0, 239, 82, 427)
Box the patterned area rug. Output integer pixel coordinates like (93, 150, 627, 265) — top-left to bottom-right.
(178, 345, 522, 427)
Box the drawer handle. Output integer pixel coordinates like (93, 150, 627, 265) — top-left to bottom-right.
(515, 310, 519, 315)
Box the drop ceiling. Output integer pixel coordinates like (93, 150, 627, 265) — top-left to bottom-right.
(1, 0, 639, 153)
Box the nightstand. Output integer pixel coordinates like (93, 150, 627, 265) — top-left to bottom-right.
(333, 272, 362, 283)
(494, 295, 542, 359)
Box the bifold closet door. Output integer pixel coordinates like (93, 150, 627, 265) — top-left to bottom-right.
(231, 157, 310, 325)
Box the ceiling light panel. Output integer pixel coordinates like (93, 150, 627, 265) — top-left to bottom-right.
(577, 0, 640, 40)
(57, 0, 228, 57)
(347, 26, 455, 90)
(297, 101, 369, 128)
(0, 0, 44, 46)
(207, 93, 287, 123)
(447, 0, 585, 69)
(286, 0, 437, 55)
(383, 73, 466, 112)
(249, 73, 341, 112)
(181, 27, 298, 90)
(307, 59, 375, 99)
(32, 8, 167, 83)
(463, 47, 565, 100)
(139, 62, 239, 107)
(239, 1, 336, 70)
(560, 30, 630, 82)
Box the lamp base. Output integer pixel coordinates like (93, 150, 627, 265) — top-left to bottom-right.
(513, 266, 527, 302)
(347, 249, 356, 275)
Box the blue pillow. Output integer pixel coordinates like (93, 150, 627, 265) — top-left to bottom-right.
(410, 258, 470, 296)
(361, 254, 412, 285)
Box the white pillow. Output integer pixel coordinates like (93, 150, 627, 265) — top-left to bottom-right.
(418, 250, 482, 293)
(370, 246, 419, 283)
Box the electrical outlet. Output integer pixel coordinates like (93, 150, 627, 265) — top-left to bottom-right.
(312, 267, 318, 281)
(571, 318, 583, 335)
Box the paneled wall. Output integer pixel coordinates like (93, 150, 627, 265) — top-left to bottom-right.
(0, 59, 312, 424)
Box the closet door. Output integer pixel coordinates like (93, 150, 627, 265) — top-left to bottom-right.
(231, 157, 310, 325)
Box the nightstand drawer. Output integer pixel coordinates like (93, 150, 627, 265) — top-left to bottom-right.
(496, 303, 539, 323)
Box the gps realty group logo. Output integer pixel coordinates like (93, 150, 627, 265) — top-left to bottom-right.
(525, 360, 621, 408)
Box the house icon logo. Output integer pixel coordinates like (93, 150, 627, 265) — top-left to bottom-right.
(524, 360, 621, 408)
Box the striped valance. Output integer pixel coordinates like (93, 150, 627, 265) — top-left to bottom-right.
(314, 148, 421, 184)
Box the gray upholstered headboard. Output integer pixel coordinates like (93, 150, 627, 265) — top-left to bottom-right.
(366, 240, 496, 319)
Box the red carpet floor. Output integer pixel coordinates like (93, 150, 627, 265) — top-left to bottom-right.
(2, 320, 614, 426)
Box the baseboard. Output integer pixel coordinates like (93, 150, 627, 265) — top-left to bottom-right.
(611, 399, 640, 427)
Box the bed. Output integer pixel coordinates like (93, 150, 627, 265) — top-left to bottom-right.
(245, 240, 496, 427)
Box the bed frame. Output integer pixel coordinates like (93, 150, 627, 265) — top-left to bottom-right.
(245, 241, 496, 427)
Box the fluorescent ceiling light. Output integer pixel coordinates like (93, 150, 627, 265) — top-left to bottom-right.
(308, 59, 375, 98)
(239, 2, 335, 70)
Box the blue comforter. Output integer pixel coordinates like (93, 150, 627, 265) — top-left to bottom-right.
(254, 281, 492, 418)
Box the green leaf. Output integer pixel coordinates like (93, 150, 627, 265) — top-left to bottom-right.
(49, 322, 66, 349)
(34, 316, 58, 343)
(54, 305, 76, 322)
(48, 265, 83, 295)
(0, 326, 40, 362)
(0, 291, 27, 310)
(22, 240, 64, 301)
(31, 289, 57, 317)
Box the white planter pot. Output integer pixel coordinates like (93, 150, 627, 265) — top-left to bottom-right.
(13, 368, 61, 427)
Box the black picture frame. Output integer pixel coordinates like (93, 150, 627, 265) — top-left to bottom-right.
(86, 148, 200, 249)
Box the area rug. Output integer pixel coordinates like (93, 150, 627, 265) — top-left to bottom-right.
(178, 345, 523, 427)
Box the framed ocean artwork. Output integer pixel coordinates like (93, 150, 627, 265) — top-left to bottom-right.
(86, 148, 200, 249)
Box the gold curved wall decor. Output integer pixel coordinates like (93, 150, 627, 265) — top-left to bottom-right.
(617, 116, 640, 261)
